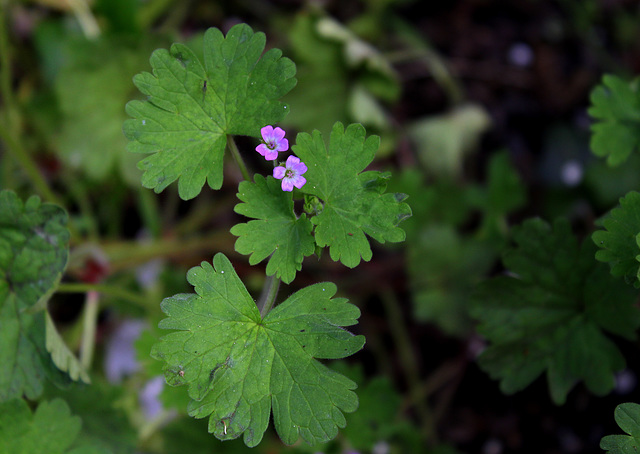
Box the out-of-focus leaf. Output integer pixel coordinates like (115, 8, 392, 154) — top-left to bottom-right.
(0, 191, 71, 401)
(46, 312, 90, 383)
(0, 398, 108, 454)
(472, 218, 640, 405)
(588, 75, 640, 166)
(53, 36, 163, 186)
(408, 103, 491, 178)
(593, 191, 640, 287)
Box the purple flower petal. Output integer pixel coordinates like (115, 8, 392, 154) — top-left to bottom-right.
(272, 127, 286, 142)
(275, 138, 289, 152)
(260, 125, 274, 141)
(273, 154, 308, 191)
(256, 143, 270, 157)
(257, 125, 289, 161)
(281, 178, 294, 192)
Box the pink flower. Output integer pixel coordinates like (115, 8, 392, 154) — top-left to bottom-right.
(256, 125, 288, 161)
(273, 155, 307, 191)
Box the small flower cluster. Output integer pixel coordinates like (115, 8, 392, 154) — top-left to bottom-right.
(256, 125, 307, 192)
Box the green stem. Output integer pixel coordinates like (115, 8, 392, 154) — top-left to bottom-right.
(62, 169, 99, 240)
(390, 17, 464, 106)
(79, 290, 99, 371)
(56, 282, 149, 308)
(0, 124, 57, 204)
(227, 135, 251, 182)
(137, 187, 162, 239)
(99, 231, 235, 272)
(381, 289, 436, 444)
(0, 0, 14, 120)
(0, 0, 17, 191)
(258, 275, 280, 318)
(68, 0, 100, 38)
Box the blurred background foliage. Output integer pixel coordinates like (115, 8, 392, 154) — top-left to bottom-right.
(3, 0, 640, 453)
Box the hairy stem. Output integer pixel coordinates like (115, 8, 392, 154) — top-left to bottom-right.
(227, 135, 251, 182)
(79, 290, 99, 371)
(258, 275, 280, 318)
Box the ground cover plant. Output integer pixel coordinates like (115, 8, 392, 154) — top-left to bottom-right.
(3, 1, 640, 453)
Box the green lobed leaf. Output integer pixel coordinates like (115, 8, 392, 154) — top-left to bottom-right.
(294, 122, 411, 268)
(601, 403, 640, 453)
(0, 398, 82, 454)
(593, 191, 640, 288)
(45, 380, 137, 453)
(0, 190, 72, 401)
(588, 74, 640, 166)
(124, 24, 296, 200)
(471, 218, 640, 405)
(151, 253, 365, 447)
(230, 174, 315, 284)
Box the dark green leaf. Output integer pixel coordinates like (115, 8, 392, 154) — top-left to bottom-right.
(593, 191, 640, 287)
(0, 190, 71, 401)
(471, 218, 640, 404)
(601, 403, 640, 453)
(588, 75, 640, 166)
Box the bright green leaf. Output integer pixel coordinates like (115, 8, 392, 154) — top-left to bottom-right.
(471, 218, 640, 405)
(230, 175, 315, 284)
(601, 403, 640, 453)
(588, 74, 640, 166)
(151, 253, 365, 447)
(45, 312, 90, 383)
(124, 24, 296, 199)
(294, 122, 411, 268)
(0, 190, 71, 401)
(593, 191, 640, 287)
(0, 398, 81, 454)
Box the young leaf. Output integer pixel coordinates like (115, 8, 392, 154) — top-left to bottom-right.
(294, 122, 411, 268)
(593, 191, 640, 288)
(0, 398, 83, 454)
(230, 175, 315, 284)
(471, 218, 640, 405)
(45, 312, 90, 383)
(588, 74, 640, 166)
(0, 191, 71, 401)
(151, 253, 365, 447)
(124, 24, 296, 199)
(601, 403, 640, 453)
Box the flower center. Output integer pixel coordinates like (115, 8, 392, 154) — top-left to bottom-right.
(285, 169, 295, 179)
(266, 140, 277, 150)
